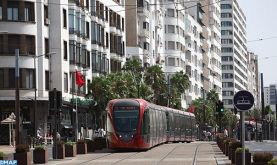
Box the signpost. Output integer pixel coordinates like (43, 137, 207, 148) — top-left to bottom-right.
(233, 90, 254, 165)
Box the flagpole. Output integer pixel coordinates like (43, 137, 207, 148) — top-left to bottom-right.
(75, 95, 78, 141)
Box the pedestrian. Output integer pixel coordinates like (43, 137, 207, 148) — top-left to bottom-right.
(224, 128, 228, 137)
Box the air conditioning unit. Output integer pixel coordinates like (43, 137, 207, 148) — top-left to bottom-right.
(45, 18, 50, 25)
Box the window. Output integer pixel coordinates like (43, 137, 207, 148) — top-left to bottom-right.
(221, 4, 232, 9)
(167, 41, 175, 50)
(24, 2, 34, 21)
(86, 51, 90, 68)
(221, 47, 233, 53)
(221, 30, 233, 35)
(122, 18, 124, 31)
(26, 35, 35, 54)
(44, 5, 49, 25)
(167, 57, 175, 66)
(69, 9, 74, 33)
(64, 73, 68, 92)
(63, 9, 67, 28)
(9, 69, 15, 88)
(63, 41, 67, 60)
(69, 40, 76, 64)
(221, 13, 232, 18)
(21, 69, 35, 89)
(143, 22, 149, 30)
(143, 42, 149, 50)
(45, 71, 49, 90)
(222, 82, 234, 88)
(7, 1, 19, 21)
(167, 9, 175, 17)
(8, 35, 20, 54)
(221, 39, 233, 44)
(0, 0, 3, 20)
(0, 69, 3, 88)
(44, 38, 49, 56)
(221, 21, 232, 27)
(167, 25, 175, 33)
(86, 22, 89, 38)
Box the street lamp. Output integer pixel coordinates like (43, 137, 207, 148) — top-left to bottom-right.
(31, 52, 56, 138)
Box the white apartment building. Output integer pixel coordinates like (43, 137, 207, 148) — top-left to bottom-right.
(264, 85, 277, 112)
(0, 0, 126, 144)
(183, 14, 203, 105)
(221, 0, 248, 110)
(207, 0, 222, 99)
(246, 52, 259, 108)
(125, 0, 165, 67)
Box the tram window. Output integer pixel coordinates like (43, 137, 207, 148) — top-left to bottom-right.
(141, 109, 150, 134)
(113, 106, 139, 132)
(166, 112, 169, 131)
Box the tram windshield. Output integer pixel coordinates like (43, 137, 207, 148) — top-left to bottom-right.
(113, 106, 140, 132)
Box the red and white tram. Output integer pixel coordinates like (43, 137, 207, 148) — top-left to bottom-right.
(106, 99, 196, 150)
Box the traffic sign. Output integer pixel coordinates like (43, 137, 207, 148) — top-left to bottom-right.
(233, 90, 254, 111)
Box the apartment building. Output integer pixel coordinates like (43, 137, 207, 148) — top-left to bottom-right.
(246, 52, 260, 108)
(125, 0, 165, 67)
(264, 85, 277, 112)
(221, 0, 248, 110)
(0, 0, 126, 144)
(183, 14, 204, 105)
(185, 0, 222, 103)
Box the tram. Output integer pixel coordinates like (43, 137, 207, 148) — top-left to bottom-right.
(106, 99, 196, 150)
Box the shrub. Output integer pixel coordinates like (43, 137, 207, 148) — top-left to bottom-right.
(77, 139, 86, 144)
(57, 141, 65, 145)
(253, 152, 273, 162)
(65, 141, 76, 146)
(15, 144, 30, 153)
(268, 159, 277, 165)
(0, 151, 4, 157)
(229, 141, 241, 149)
(34, 145, 47, 152)
(235, 147, 249, 154)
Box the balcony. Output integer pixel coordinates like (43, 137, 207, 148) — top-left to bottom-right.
(137, 7, 150, 18)
(139, 29, 150, 39)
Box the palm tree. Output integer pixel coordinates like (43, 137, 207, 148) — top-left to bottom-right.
(144, 65, 167, 104)
(169, 71, 190, 109)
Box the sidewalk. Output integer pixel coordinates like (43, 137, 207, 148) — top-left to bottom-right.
(211, 142, 232, 165)
(0, 145, 15, 159)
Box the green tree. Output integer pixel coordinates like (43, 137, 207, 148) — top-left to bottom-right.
(144, 65, 167, 105)
(169, 71, 190, 109)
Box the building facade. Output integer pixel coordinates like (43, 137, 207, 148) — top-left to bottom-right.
(264, 85, 277, 112)
(246, 52, 260, 108)
(125, 0, 165, 67)
(0, 0, 126, 144)
(221, 0, 248, 110)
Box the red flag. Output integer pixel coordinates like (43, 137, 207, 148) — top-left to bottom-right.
(188, 105, 195, 113)
(75, 71, 85, 87)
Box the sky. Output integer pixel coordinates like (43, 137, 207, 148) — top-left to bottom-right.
(237, 0, 277, 86)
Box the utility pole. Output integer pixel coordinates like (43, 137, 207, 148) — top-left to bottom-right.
(261, 73, 265, 140)
(15, 49, 21, 145)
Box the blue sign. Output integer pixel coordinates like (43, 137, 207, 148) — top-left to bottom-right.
(233, 90, 254, 111)
(0, 160, 18, 165)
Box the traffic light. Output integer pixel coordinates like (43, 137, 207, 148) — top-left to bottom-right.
(216, 101, 224, 117)
(49, 88, 63, 116)
(219, 101, 224, 114)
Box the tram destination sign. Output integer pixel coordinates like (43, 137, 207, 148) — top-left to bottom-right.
(233, 90, 254, 111)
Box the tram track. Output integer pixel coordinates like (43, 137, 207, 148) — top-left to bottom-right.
(155, 143, 180, 165)
(192, 143, 203, 165)
(77, 150, 141, 165)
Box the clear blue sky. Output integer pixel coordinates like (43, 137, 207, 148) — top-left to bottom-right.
(238, 0, 277, 86)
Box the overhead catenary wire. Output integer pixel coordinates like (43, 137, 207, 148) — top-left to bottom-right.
(247, 36, 277, 42)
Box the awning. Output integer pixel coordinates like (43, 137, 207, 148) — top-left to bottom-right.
(1, 112, 16, 124)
